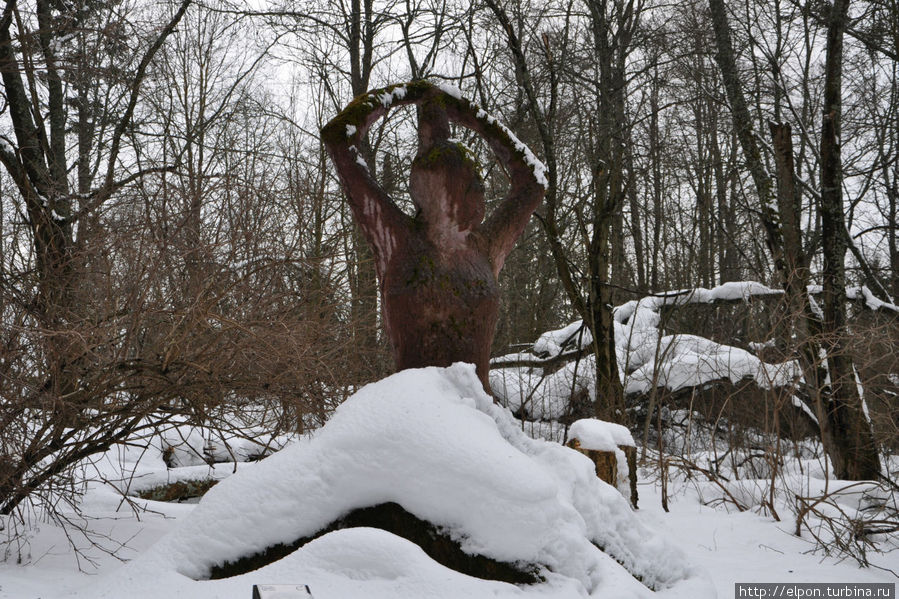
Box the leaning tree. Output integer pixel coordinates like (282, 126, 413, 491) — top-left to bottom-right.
(321, 81, 547, 391)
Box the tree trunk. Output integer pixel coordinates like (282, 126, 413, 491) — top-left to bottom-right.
(708, 0, 880, 479)
(347, 0, 382, 372)
(585, 0, 631, 424)
(817, 0, 881, 480)
(626, 141, 647, 292)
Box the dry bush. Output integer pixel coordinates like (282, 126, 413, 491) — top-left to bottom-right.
(0, 130, 367, 554)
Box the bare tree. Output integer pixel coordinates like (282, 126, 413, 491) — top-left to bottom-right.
(479, 0, 641, 423)
(707, 0, 880, 480)
(817, 0, 881, 480)
(0, 0, 191, 515)
(0, 0, 350, 523)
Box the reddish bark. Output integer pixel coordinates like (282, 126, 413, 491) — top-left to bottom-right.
(321, 82, 546, 391)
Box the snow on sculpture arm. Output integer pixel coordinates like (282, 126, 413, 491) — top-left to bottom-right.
(437, 93, 547, 273)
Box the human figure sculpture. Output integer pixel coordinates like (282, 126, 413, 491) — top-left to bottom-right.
(321, 81, 546, 392)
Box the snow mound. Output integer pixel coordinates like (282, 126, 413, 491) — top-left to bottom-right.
(157, 417, 291, 467)
(91, 364, 711, 598)
(492, 282, 803, 418)
(534, 320, 592, 357)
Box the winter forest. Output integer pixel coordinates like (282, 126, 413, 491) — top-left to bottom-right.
(1, 0, 898, 596)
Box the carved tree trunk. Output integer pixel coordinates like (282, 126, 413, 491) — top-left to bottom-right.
(322, 82, 545, 392)
(381, 230, 502, 389)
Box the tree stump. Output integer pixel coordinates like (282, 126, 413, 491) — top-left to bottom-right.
(566, 419, 638, 508)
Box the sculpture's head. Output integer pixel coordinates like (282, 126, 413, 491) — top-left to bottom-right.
(409, 99, 485, 232)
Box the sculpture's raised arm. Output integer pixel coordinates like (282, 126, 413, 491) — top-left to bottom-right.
(320, 87, 416, 275)
(437, 95, 547, 271)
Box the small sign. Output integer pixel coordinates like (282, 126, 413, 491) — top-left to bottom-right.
(252, 584, 314, 599)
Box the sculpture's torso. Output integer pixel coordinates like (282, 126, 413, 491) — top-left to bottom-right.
(381, 231, 499, 387)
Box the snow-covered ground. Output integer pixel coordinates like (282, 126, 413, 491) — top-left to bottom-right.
(2, 471, 895, 598)
(1, 364, 896, 598)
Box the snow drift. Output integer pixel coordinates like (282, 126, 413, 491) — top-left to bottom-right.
(83, 363, 712, 598)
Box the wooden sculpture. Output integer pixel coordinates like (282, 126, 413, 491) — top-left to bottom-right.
(321, 81, 546, 391)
